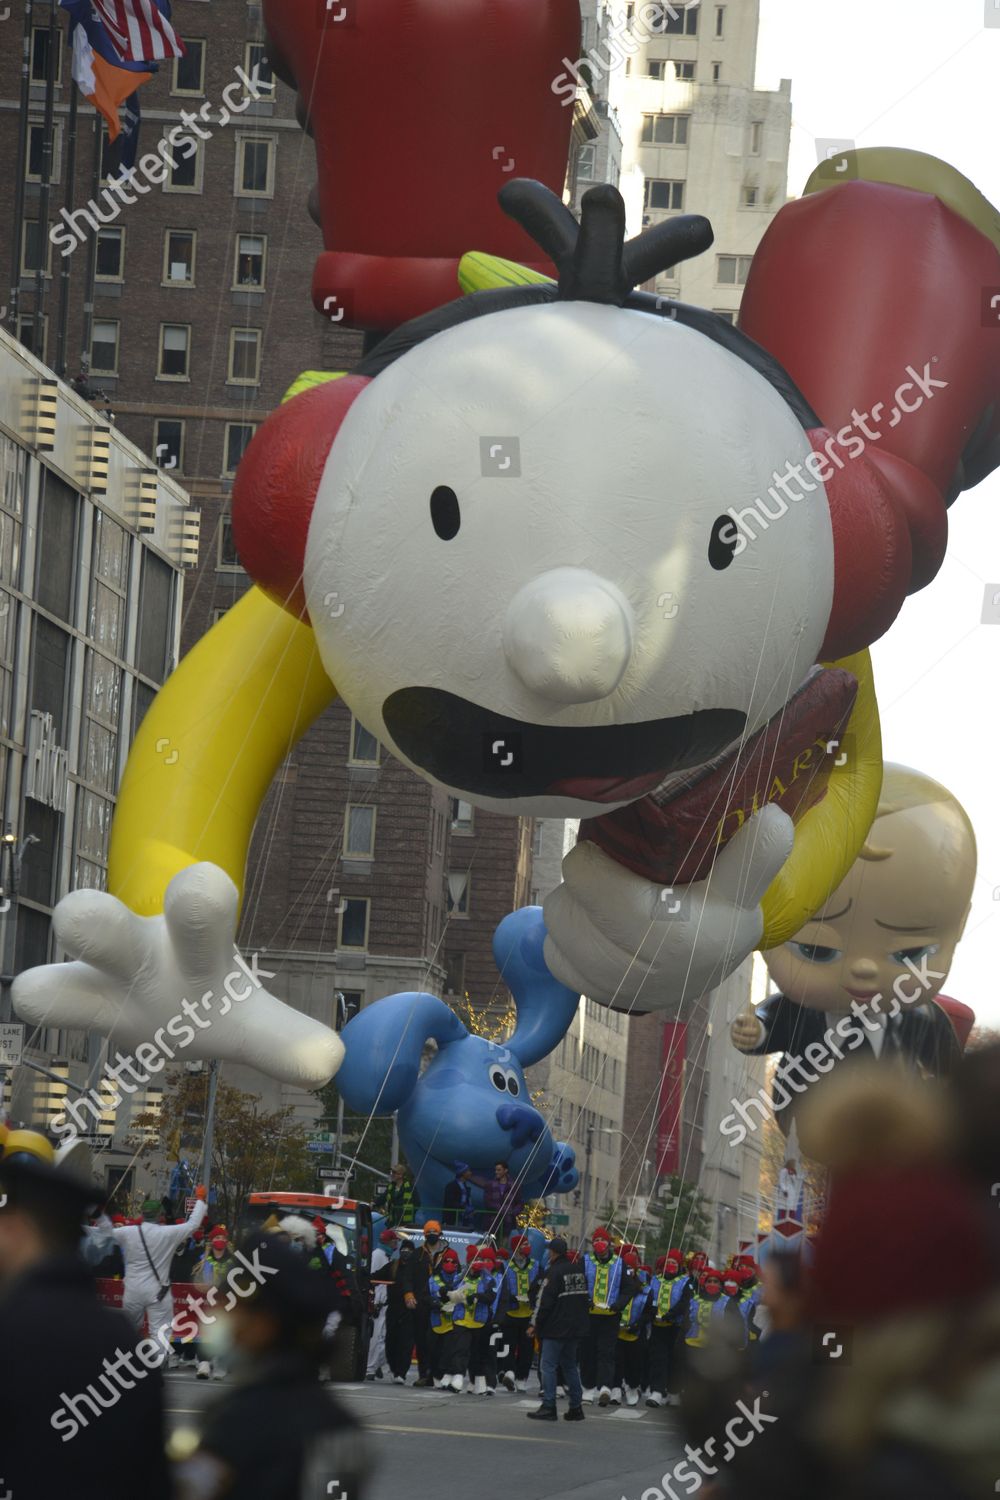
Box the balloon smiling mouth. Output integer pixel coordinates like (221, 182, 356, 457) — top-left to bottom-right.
(382, 687, 748, 802)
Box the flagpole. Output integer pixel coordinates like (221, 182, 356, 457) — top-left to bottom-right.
(33, 0, 61, 351)
(55, 78, 80, 378)
(9, 0, 35, 338)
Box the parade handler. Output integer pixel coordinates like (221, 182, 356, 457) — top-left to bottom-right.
(113, 1185, 207, 1363)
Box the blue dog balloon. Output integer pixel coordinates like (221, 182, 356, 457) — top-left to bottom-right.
(336, 907, 581, 1218)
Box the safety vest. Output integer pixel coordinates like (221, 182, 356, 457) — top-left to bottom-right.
(452, 1271, 498, 1328)
(617, 1284, 651, 1342)
(585, 1254, 622, 1314)
(650, 1274, 686, 1326)
(504, 1261, 535, 1318)
(429, 1272, 462, 1333)
(685, 1295, 726, 1346)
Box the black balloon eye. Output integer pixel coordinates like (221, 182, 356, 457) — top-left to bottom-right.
(430, 485, 461, 540)
(708, 514, 739, 571)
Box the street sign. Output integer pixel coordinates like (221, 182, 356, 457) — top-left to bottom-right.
(76, 1134, 113, 1153)
(306, 1130, 335, 1144)
(317, 1169, 350, 1188)
(547, 1213, 569, 1225)
(0, 1022, 24, 1068)
(306, 1141, 335, 1154)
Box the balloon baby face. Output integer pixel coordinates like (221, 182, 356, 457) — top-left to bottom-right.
(302, 301, 834, 818)
(763, 765, 976, 1014)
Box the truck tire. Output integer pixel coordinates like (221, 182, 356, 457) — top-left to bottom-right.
(327, 1321, 370, 1382)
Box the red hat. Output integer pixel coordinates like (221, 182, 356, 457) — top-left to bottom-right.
(669, 1248, 685, 1264)
(810, 1167, 994, 1325)
(510, 1234, 530, 1253)
(591, 1227, 611, 1245)
(722, 1273, 740, 1294)
(111, 1214, 125, 1226)
(654, 1255, 667, 1272)
(701, 1268, 722, 1285)
(380, 1228, 399, 1245)
(619, 1242, 637, 1256)
(623, 1250, 640, 1269)
(494, 1248, 510, 1262)
(465, 1243, 480, 1263)
(192, 1229, 205, 1242)
(441, 1248, 460, 1269)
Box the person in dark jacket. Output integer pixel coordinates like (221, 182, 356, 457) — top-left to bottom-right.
(409, 1221, 446, 1385)
(173, 1231, 369, 1500)
(385, 1237, 417, 1383)
(526, 1237, 590, 1422)
(0, 1131, 172, 1500)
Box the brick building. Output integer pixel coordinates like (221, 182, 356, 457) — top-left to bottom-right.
(0, 2, 539, 1143)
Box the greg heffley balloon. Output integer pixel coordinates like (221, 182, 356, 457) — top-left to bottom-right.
(730, 764, 977, 1132)
(14, 151, 1000, 1086)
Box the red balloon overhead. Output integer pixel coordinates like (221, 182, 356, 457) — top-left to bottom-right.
(262, 0, 581, 332)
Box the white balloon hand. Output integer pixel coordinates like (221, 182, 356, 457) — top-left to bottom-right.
(541, 805, 794, 1010)
(13, 862, 343, 1087)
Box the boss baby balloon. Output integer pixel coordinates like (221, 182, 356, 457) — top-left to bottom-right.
(730, 764, 976, 1131)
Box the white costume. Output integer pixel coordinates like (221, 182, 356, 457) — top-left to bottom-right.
(114, 1197, 207, 1360)
(366, 1247, 390, 1377)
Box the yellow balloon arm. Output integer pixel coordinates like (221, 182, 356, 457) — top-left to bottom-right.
(108, 586, 336, 916)
(758, 649, 883, 949)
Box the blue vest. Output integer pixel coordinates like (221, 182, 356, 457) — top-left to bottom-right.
(452, 1271, 499, 1327)
(619, 1283, 651, 1336)
(650, 1274, 687, 1325)
(429, 1270, 464, 1329)
(584, 1254, 623, 1311)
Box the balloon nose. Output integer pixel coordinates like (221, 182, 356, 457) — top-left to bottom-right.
(503, 568, 634, 704)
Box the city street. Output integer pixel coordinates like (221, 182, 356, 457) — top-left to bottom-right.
(165, 1371, 687, 1500)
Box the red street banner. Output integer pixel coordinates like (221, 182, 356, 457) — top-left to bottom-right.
(656, 1022, 685, 1177)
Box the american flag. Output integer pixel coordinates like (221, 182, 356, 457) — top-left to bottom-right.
(90, 0, 185, 63)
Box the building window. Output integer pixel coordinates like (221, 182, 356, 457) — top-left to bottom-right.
(16, 314, 46, 360)
(217, 516, 242, 572)
(339, 898, 369, 950)
(227, 328, 261, 385)
(20, 220, 51, 277)
(646, 59, 667, 78)
(449, 798, 474, 834)
(444, 952, 465, 996)
(154, 418, 184, 472)
(741, 185, 760, 208)
(664, 4, 698, 34)
(234, 233, 266, 289)
(447, 871, 470, 917)
(95, 227, 124, 281)
(713, 309, 737, 324)
(711, 61, 722, 82)
(576, 144, 596, 181)
(26, 121, 61, 183)
(163, 136, 203, 192)
(31, 26, 64, 84)
(158, 323, 190, 379)
(211, 607, 230, 626)
(344, 804, 376, 857)
(673, 60, 695, 80)
(163, 230, 196, 284)
(173, 39, 206, 95)
(91, 319, 120, 374)
(235, 136, 275, 197)
(223, 422, 256, 476)
(717, 254, 753, 285)
(641, 113, 690, 145)
(715, 5, 725, 37)
(349, 716, 380, 765)
(244, 42, 275, 96)
(643, 179, 685, 211)
(750, 120, 763, 155)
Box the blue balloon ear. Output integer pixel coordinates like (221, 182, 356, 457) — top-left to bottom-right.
(336, 992, 468, 1114)
(493, 908, 580, 1067)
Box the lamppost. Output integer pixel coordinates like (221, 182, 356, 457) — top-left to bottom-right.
(577, 1122, 625, 1250)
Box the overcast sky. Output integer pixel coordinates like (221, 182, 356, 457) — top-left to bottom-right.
(753, 0, 1000, 1028)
